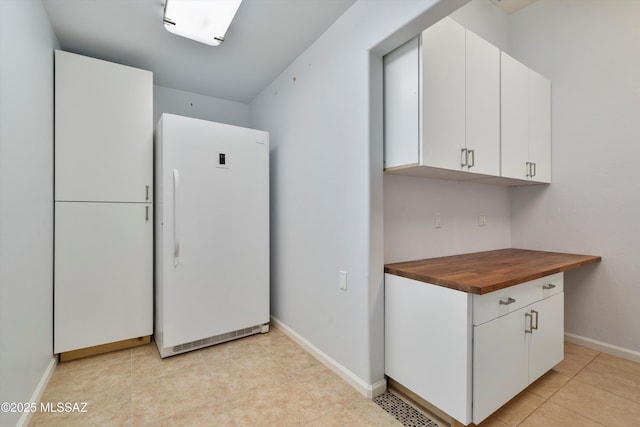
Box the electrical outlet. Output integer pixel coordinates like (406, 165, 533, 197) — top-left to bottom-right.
(339, 271, 347, 291)
(478, 214, 487, 227)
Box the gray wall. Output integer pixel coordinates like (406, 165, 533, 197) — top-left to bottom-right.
(153, 85, 250, 128)
(509, 0, 640, 353)
(384, 175, 512, 263)
(250, 0, 469, 387)
(0, 1, 59, 426)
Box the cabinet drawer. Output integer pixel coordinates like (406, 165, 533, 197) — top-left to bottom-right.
(473, 273, 563, 325)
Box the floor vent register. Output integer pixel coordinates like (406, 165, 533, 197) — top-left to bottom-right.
(374, 391, 439, 427)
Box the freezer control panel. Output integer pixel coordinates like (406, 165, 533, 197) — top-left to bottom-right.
(217, 152, 229, 169)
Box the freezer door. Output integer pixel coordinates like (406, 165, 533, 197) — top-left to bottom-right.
(156, 115, 269, 347)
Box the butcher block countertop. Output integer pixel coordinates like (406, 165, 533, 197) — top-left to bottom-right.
(384, 248, 601, 295)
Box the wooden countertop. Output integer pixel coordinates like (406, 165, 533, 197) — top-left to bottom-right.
(384, 248, 601, 295)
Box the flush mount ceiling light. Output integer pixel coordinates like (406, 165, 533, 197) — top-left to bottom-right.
(163, 0, 243, 46)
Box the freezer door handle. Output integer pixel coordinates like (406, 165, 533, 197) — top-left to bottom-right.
(173, 169, 180, 267)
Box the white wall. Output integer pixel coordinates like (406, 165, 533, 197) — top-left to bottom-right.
(385, 175, 511, 263)
(383, 0, 512, 264)
(250, 0, 469, 388)
(0, 1, 59, 425)
(153, 85, 249, 127)
(509, 0, 640, 353)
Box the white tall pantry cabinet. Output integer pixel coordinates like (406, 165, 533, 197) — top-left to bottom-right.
(54, 50, 153, 356)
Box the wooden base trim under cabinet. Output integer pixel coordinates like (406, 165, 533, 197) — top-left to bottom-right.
(387, 377, 466, 427)
(59, 336, 151, 362)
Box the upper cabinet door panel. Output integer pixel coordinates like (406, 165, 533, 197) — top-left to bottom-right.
(55, 50, 152, 202)
(465, 30, 500, 176)
(529, 70, 552, 183)
(501, 52, 530, 180)
(421, 18, 466, 171)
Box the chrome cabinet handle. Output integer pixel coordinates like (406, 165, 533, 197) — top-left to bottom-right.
(145, 185, 150, 201)
(468, 149, 475, 168)
(525, 312, 533, 334)
(526, 162, 531, 177)
(531, 162, 536, 177)
(543, 284, 556, 290)
(499, 297, 516, 305)
(145, 206, 149, 222)
(531, 309, 539, 330)
(461, 148, 468, 168)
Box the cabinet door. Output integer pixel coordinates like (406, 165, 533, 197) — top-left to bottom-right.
(529, 293, 564, 382)
(55, 50, 152, 203)
(501, 52, 529, 180)
(421, 18, 466, 171)
(466, 30, 500, 176)
(54, 202, 152, 353)
(473, 307, 529, 424)
(529, 70, 551, 183)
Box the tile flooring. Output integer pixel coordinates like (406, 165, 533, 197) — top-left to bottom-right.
(29, 326, 640, 427)
(29, 326, 399, 426)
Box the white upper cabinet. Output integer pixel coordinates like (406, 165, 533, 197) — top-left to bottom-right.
(501, 52, 551, 183)
(384, 18, 500, 178)
(384, 19, 550, 186)
(55, 50, 153, 202)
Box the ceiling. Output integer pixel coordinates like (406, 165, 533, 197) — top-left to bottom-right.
(489, 0, 537, 15)
(42, 0, 356, 104)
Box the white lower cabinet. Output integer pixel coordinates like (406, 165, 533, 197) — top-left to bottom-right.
(529, 292, 564, 382)
(385, 272, 564, 425)
(473, 292, 564, 422)
(54, 202, 153, 353)
(473, 305, 529, 424)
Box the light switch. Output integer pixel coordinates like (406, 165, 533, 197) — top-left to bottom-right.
(339, 271, 347, 291)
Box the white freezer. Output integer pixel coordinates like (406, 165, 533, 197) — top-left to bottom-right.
(154, 114, 270, 357)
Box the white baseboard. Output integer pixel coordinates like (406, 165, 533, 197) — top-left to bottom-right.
(270, 316, 386, 399)
(565, 333, 640, 363)
(17, 356, 57, 427)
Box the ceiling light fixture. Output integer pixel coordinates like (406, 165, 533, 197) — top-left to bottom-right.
(163, 0, 243, 46)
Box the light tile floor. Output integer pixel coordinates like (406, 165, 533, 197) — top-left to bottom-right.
(29, 326, 399, 426)
(29, 327, 640, 427)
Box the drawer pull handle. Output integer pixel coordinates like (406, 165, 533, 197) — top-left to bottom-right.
(499, 297, 516, 305)
(543, 284, 556, 290)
